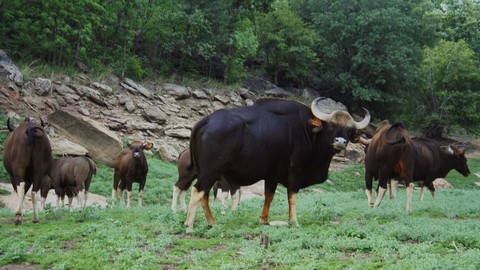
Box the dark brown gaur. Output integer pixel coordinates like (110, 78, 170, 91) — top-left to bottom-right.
(3, 117, 53, 224)
(184, 97, 370, 233)
(388, 138, 470, 201)
(41, 156, 96, 210)
(112, 141, 153, 207)
(364, 120, 415, 212)
(172, 148, 240, 214)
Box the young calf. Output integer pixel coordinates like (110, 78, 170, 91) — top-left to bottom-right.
(172, 148, 240, 214)
(41, 156, 97, 210)
(113, 141, 153, 207)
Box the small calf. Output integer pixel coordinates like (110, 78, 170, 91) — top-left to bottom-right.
(113, 141, 153, 207)
(41, 156, 96, 210)
(172, 148, 240, 214)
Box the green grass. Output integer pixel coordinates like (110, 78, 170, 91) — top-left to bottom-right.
(1, 112, 480, 269)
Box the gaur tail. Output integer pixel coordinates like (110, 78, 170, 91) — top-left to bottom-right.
(6, 118, 15, 132)
(84, 156, 97, 176)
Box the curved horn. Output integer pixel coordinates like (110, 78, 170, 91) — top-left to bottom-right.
(6, 118, 15, 132)
(40, 117, 46, 127)
(310, 97, 332, 121)
(353, 108, 371, 130)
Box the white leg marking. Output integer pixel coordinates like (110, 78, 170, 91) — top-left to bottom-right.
(179, 190, 187, 212)
(172, 186, 180, 212)
(288, 192, 299, 227)
(365, 189, 374, 207)
(373, 187, 387, 208)
(389, 180, 398, 199)
(119, 189, 125, 206)
(221, 191, 228, 215)
(84, 191, 88, 208)
(127, 190, 132, 208)
(68, 196, 74, 212)
(231, 190, 239, 211)
(185, 187, 205, 234)
(419, 186, 425, 201)
(32, 191, 39, 223)
(406, 182, 414, 213)
(138, 190, 143, 207)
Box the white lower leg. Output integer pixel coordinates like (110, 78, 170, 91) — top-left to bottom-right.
(32, 191, 39, 223)
(185, 187, 205, 233)
(138, 190, 143, 206)
(373, 187, 387, 208)
(419, 186, 425, 201)
(365, 189, 374, 207)
(221, 191, 228, 214)
(406, 183, 414, 213)
(68, 197, 74, 212)
(127, 191, 132, 208)
(389, 180, 397, 199)
(119, 189, 125, 205)
(180, 190, 187, 212)
(231, 190, 239, 211)
(172, 186, 180, 212)
(83, 191, 88, 208)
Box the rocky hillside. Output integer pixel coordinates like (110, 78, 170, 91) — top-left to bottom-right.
(0, 50, 364, 167)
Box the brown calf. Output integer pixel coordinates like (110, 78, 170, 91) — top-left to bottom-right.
(41, 156, 96, 210)
(172, 148, 240, 214)
(112, 141, 153, 207)
(3, 117, 53, 224)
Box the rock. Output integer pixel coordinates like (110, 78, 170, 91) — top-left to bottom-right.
(165, 128, 191, 139)
(54, 84, 77, 96)
(121, 78, 152, 98)
(50, 137, 89, 156)
(125, 100, 136, 112)
(192, 89, 209, 99)
(214, 94, 230, 105)
(238, 87, 255, 100)
(129, 121, 162, 133)
(157, 140, 180, 162)
(163, 83, 190, 100)
(33, 78, 52, 96)
(143, 107, 167, 124)
(78, 107, 90, 116)
(265, 87, 291, 97)
(91, 82, 113, 96)
(0, 49, 23, 86)
(313, 97, 348, 113)
(48, 110, 123, 167)
(245, 99, 254, 106)
(433, 178, 453, 189)
(302, 88, 319, 99)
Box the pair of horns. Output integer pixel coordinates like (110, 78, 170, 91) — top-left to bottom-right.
(310, 97, 371, 130)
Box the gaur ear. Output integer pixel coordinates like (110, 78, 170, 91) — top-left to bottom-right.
(309, 117, 323, 133)
(143, 142, 154, 150)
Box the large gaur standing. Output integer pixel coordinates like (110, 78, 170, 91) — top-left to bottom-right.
(364, 120, 414, 212)
(112, 141, 153, 207)
(3, 117, 53, 224)
(41, 156, 97, 210)
(184, 97, 370, 233)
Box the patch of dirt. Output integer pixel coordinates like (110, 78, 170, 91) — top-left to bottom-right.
(0, 264, 40, 270)
(0, 183, 107, 211)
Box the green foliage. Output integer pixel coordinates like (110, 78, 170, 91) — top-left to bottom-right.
(414, 40, 480, 135)
(258, 6, 318, 86)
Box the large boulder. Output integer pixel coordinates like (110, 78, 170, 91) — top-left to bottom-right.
(48, 110, 123, 167)
(0, 49, 23, 87)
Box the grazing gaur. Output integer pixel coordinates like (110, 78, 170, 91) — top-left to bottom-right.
(3, 117, 53, 224)
(212, 179, 242, 215)
(41, 156, 97, 210)
(112, 141, 153, 207)
(184, 97, 370, 233)
(388, 138, 470, 200)
(364, 120, 414, 212)
(172, 148, 240, 214)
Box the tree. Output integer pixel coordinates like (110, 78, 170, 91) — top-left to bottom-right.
(257, 6, 318, 86)
(416, 40, 480, 136)
(291, 0, 435, 115)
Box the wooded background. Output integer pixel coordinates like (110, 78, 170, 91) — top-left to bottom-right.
(1, 0, 479, 135)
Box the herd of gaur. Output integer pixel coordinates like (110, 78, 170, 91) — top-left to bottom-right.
(2, 97, 471, 233)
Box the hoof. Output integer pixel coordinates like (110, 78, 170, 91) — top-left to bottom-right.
(15, 215, 23, 225)
(32, 219, 39, 224)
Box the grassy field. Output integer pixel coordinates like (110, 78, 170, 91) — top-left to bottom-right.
(1, 150, 479, 269)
